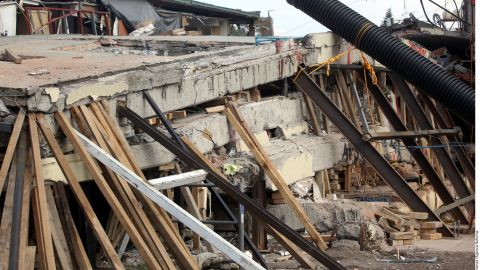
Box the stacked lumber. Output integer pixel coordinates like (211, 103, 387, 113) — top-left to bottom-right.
(376, 207, 429, 246)
(419, 221, 443, 240)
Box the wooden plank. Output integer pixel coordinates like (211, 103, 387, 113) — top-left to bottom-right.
(389, 231, 415, 240)
(173, 110, 187, 119)
(53, 183, 92, 270)
(378, 217, 399, 234)
(249, 87, 261, 102)
(409, 211, 429, 220)
(420, 233, 442, 240)
(205, 105, 226, 114)
(159, 163, 175, 171)
(149, 170, 207, 190)
(0, 158, 17, 269)
(224, 103, 328, 251)
(24, 246, 37, 270)
(344, 165, 352, 192)
(317, 75, 330, 133)
(89, 103, 198, 270)
(435, 194, 475, 215)
(335, 73, 360, 128)
(72, 106, 171, 270)
(36, 113, 124, 269)
(46, 187, 74, 270)
(4, 49, 22, 64)
(302, 93, 322, 136)
(29, 114, 56, 270)
(421, 221, 442, 229)
(76, 130, 265, 270)
(265, 225, 316, 269)
(0, 110, 25, 193)
(17, 152, 33, 270)
(174, 163, 214, 252)
(97, 101, 192, 258)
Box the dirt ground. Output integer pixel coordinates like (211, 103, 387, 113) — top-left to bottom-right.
(267, 236, 475, 270)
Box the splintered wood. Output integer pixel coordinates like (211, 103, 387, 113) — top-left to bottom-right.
(375, 206, 443, 246)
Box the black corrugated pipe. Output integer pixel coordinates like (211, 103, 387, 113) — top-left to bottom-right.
(287, 0, 475, 124)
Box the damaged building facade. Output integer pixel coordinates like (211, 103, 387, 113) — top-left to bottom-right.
(0, 0, 475, 269)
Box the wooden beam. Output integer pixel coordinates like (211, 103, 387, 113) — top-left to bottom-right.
(52, 183, 92, 270)
(149, 170, 208, 190)
(46, 187, 75, 270)
(174, 163, 214, 253)
(0, 110, 25, 193)
(4, 49, 22, 64)
(435, 194, 475, 215)
(36, 113, 124, 269)
(69, 106, 169, 270)
(97, 101, 193, 256)
(224, 103, 328, 251)
(302, 93, 322, 136)
(76, 130, 265, 270)
(0, 157, 17, 269)
(29, 114, 56, 270)
(88, 103, 198, 270)
(265, 225, 316, 269)
(17, 151, 33, 270)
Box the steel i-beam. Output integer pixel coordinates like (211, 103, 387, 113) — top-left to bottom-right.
(117, 104, 346, 270)
(142, 93, 269, 268)
(389, 73, 474, 215)
(363, 77, 468, 224)
(419, 93, 475, 189)
(292, 67, 453, 236)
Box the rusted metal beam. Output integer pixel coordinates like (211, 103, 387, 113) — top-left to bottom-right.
(362, 76, 468, 224)
(390, 73, 474, 215)
(292, 67, 453, 236)
(117, 103, 346, 270)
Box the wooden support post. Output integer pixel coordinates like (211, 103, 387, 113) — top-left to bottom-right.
(36, 113, 124, 269)
(265, 225, 316, 269)
(0, 110, 25, 193)
(91, 102, 198, 269)
(76, 130, 265, 270)
(252, 179, 267, 250)
(0, 157, 17, 269)
(53, 183, 92, 270)
(29, 115, 56, 270)
(344, 165, 352, 192)
(303, 93, 322, 135)
(71, 106, 174, 270)
(317, 74, 330, 133)
(17, 151, 33, 270)
(174, 163, 214, 252)
(224, 103, 328, 250)
(46, 187, 75, 270)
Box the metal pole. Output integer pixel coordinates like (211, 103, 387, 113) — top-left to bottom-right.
(239, 204, 245, 251)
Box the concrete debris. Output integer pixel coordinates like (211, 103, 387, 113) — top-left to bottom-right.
(194, 252, 239, 270)
(0, 99, 10, 116)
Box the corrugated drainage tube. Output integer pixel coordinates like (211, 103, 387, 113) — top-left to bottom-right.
(287, 0, 475, 124)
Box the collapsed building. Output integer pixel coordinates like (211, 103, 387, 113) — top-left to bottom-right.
(0, 0, 475, 269)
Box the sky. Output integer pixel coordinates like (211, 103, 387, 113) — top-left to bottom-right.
(198, 0, 461, 36)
